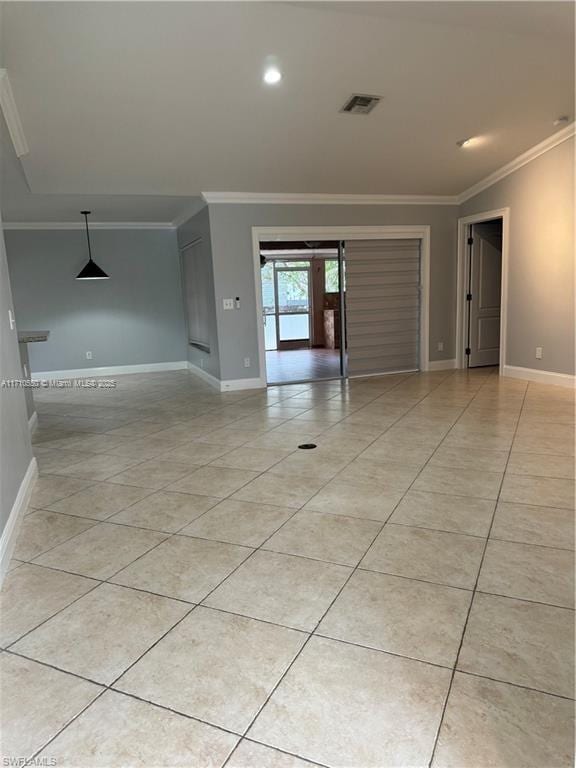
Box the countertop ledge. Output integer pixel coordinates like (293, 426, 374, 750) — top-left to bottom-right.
(18, 331, 50, 343)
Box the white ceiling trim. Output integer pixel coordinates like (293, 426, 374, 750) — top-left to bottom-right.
(201, 192, 459, 206)
(0, 69, 29, 158)
(457, 122, 575, 203)
(2, 221, 175, 230)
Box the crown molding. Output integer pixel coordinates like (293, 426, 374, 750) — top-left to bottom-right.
(457, 123, 575, 204)
(2, 221, 175, 230)
(0, 69, 29, 158)
(201, 192, 458, 206)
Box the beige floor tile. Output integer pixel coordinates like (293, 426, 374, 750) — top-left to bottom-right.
(180, 499, 295, 547)
(318, 570, 471, 666)
(33, 522, 167, 579)
(361, 524, 485, 589)
(430, 445, 509, 473)
(0, 654, 101, 763)
(249, 636, 451, 768)
(413, 465, 503, 500)
(390, 490, 495, 536)
(432, 673, 574, 768)
(458, 593, 574, 697)
(500, 474, 575, 510)
(168, 466, 260, 498)
(110, 490, 219, 532)
(512, 433, 575, 457)
(159, 441, 233, 466)
(340, 458, 421, 492)
(303, 480, 403, 522)
(13, 510, 97, 561)
(39, 690, 238, 767)
(264, 511, 381, 566)
(358, 439, 436, 468)
(108, 459, 192, 489)
(205, 550, 351, 631)
(0, 563, 97, 647)
(211, 446, 291, 472)
(36, 449, 100, 474)
(46, 482, 152, 520)
(112, 534, 251, 602)
(29, 475, 95, 508)
(491, 501, 575, 550)
(267, 452, 349, 483)
(232, 473, 326, 509)
(228, 740, 318, 768)
(52, 453, 142, 481)
(478, 539, 575, 608)
(12, 583, 189, 684)
(507, 452, 575, 480)
(115, 607, 306, 733)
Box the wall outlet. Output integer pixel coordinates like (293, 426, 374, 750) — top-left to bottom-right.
(535, 346, 543, 360)
(223, 298, 234, 310)
(235, 297, 241, 309)
(86, 351, 93, 360)
(8, 309, 16, 331)
(244, 357, 250, 368)
(437, 341, 444, 352)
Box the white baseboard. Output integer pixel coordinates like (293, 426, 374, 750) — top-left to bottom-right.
(427, 359, 457, 371)
(31, 361, 188, 379)
(502, 365, 576, 388)
(187, 362, 265, 392)
(220, 377, 266, 392)
(28, 411, 38, 434)
(186, 361, 221, 390)
(0, 457, 38, 586)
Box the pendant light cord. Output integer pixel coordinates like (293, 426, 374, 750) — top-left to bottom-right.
(82, 211, 94, 262)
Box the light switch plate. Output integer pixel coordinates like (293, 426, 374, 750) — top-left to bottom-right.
(223, 298, 234, 310)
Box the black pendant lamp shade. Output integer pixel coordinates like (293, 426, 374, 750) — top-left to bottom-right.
(75, 211, 109, 280)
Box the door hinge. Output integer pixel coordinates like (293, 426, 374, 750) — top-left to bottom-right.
(467, 237, 474, 245)
(466, 293, 472, 301)
(465, 347, 471, 356)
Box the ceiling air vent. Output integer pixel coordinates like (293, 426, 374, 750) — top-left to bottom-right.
(340, 94, 381, 115)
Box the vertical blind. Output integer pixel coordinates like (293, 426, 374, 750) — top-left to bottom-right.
(344, 239, 421, 375)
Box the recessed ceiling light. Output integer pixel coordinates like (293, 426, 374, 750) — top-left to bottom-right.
(456, 137, 476, 148)
(263, 67, 282, 85)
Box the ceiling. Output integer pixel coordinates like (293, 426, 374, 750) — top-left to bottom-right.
(1, 1, 574, 222)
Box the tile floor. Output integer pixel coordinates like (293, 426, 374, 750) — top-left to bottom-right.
(1, 367, 574, 767)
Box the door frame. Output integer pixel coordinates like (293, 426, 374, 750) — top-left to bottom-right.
(273, 262, 312, 350)
(456, 209, 509, 373)
(252, 225, 431, 386)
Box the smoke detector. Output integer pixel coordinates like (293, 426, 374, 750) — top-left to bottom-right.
(340, 94, 381, 115)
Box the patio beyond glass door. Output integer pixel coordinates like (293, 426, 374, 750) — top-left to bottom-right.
(275, 265, 310, 349)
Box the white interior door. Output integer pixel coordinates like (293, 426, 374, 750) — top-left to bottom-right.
(468, 222, 502, 367)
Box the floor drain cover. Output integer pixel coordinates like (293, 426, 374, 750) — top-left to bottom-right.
(298, 443, 317, 450)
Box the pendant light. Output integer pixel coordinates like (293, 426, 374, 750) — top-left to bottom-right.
(75, 211, 109, 280)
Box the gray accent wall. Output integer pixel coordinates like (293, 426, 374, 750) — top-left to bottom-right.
(5, 228, 187, 373)
(208, 203, 458, 381)
(177, 206, 221, 380)
(0, 216, 33, 537)
(461, 137, 575, 376)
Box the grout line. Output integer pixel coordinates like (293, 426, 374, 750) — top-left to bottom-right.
(427, 372, 530, 767)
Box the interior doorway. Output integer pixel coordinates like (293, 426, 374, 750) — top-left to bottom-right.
(456, 209, 509, 371)
(253, 226, 431, 387)
(260, 241, 345, 385)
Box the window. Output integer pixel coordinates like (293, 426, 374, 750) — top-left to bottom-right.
(325, 259, 340, 293)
